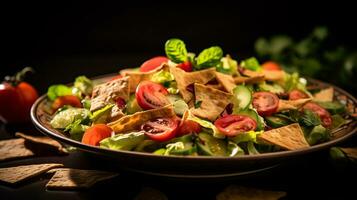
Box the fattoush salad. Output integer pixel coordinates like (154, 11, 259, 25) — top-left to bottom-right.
(46, 39, 352, 156)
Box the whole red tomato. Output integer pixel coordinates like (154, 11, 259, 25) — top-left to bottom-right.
(0, 67, 39, 123)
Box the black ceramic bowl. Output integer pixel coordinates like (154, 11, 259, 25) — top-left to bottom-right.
(31, 75, 357, 178)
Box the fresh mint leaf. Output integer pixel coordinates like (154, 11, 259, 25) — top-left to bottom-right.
(165, 38, 188, 63)
(195, 46, 223, 69)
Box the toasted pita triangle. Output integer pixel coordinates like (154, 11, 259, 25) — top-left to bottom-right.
(314, 87, 334, 102)
(190, 83, 232, 121)
(242, 69, 285, 81)
(215, 72, 236, 93)
(258, 123, 310, 150)
(234, 76, 265, 85)
(123, 63, 169, 93)
(277, 98, 312, 112)
(15, 132, 66, 153)
(45, 168, 118, 190)
(0, 138, 35, 161)
(0, 163, 63, 184)
(170, 66, 216, 102)
(108, 105, 176, 133)
(339, 147, 357, 160)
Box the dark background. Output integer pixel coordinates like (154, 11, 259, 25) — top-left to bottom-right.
(1, 1, 356, 93)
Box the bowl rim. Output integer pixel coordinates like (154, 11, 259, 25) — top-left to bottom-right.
(31, 75, 357, 162)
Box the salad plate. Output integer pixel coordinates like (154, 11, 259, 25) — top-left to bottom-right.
(31, 39, 357, 178)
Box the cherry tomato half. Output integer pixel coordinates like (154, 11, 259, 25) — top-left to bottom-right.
(0, 81, 38, 123)
(176, 120, 201, 136)
(262, 61, 282, 71)
(302, 102, 332, 127)
(139, 56, 169, 72)
(141, 117, 179, 142)
(252, 92, 279, 116)
(51, 95, 82, 112)
(177, 61, 192, 72)
(135, 81, 169, 110)
(82, 124, 113, 146)
(289, 89, 309, 100)
(215, 114, 257, 137)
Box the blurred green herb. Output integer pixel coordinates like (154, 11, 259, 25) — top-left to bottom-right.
(255, 26, 357, 94)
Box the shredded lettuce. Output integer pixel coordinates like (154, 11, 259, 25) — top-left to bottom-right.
(100, 131, 146, 151)
(90, 104, 114, 124)
(164, 142, 185, 155)
(283, 72, 309, 93)
(258, 82, 284, 93)
(185, 111, 225, 138)
(230, 130, 264, 144)
(247, 142, 260, 155)
(64, 119, 89, 141)
(74, 76, 93, 96)
(227, 141, 245, 156)
(216, 55, 238, 75)
(151, 70, 175, 84)
(50, 108, 91, 129)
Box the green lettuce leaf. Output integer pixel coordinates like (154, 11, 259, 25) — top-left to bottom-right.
(227, 141, 245, 156)
(90, 104, 114, 124)
(240, 57, 261, 71)
(230, 130, 264, 144)
(247, 141, 260, 155)
(64, 119, 89, 141)
(47, 84, 73, 101)
(74, 76, 93, 96)
(100, 131, 146, 151)
(151, 70, 175, 85)
(185, 111, 225, 138)
(50, 108, 91, 129)
(216, 55, 238, 75)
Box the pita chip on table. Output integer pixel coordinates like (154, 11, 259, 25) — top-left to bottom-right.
(108, 105, 175, 133)
(277, 98, 312, 112)
(313, 87, 334, 102)
(170, 66, 216, 102)
(258, 123, 310, 150)
(216, 185, 287, 200)
(0, 138, 35, 161)
(45, 168, 118, 190)
(0, 163, 63, 184)
(339, 147, 357, 160)
(190, 83, 233, 121)
(15, 132, 67, 154)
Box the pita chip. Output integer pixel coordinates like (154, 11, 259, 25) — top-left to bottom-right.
(108, 105, 176, 133)
(170, 66, 216, 102)
(234, 76, 265, 85)
(215, 72, 236, 93)
(314, 87, 334, 102)
(339, 147, 357, 160)
(15, 132, 67, 154)
(190, 83, 233, 121)
(217, 185, 287, 200)
(123, 63, 169, 93)
(242, 69, 284, 81)
(91, 76, 130, 121)
(0, 163, 63, 184)
(258, 123, 310, 150)
(46, 168, 118, 190)
(277, 98, 312, 112)
(0, 138, 35, 161)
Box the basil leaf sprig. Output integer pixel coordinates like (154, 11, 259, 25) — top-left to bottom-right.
(165, 38, 188, 64)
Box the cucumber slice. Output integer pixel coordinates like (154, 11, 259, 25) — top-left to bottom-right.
(233, 85, 252, 110)
(197, 132, 227, 156)
(265, 116, 291, 128)
(169, 143, 196, 155)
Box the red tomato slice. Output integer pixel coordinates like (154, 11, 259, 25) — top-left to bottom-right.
(116, 97, 126, 109)
(289, 89, 309, 100)
(139, 56, 169, 72)
(302, 102, 332, 127)
(252, 92, 279, 116)
(262, 61, 282, 71)
(52, 95, 82, 112)
(176, 120, 201, 136)
(141, 117, 179, 142)
(82, 124, 113, 146)
(177, 61, 192, 72)
(215, 114, 257, 137)
(135, 81, 169, 110)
